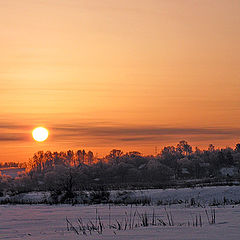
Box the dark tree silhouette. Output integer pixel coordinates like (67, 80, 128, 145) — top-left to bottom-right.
(176, 140, 193, 156)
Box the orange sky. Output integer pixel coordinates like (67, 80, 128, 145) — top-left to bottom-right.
(1, 0, 240, 162)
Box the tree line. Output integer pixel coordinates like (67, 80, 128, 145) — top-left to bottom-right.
(1, 141, 240, 196)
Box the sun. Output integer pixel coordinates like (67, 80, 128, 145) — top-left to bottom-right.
(32, 127, 49, 142)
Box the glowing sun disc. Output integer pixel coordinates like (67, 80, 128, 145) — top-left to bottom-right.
(32, 127, 49, 142)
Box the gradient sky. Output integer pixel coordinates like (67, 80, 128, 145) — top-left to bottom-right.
(1, 0, 240, 162)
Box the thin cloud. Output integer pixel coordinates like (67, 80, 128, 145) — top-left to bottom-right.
(0, 122, 30, 130)
(52, 124, 240, 137)
(0, 134, 27, 142)
(0, 119, 239, 144)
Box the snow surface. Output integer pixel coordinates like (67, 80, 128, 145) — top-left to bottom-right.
(112, 185, 240, 205)
(2, 185, 240, 240)
(1, 204, 240, 240)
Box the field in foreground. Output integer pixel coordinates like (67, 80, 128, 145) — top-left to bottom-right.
(1, 204, 240, 240)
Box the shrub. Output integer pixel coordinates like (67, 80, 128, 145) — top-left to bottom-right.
(89, 188, 110, 204)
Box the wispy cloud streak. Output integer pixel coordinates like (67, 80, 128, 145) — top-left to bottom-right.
(0, 119, 239, 143)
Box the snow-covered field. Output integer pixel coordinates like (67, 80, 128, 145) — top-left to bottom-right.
(1, 204, 240, 240)
(1, 186, 240, 239)
(117, 185, 240, 205)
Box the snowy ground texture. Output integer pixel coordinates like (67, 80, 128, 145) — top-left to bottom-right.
(1, 204, 240, 240)
(111, 185, 240, 205)
(1, 186, 240, 239)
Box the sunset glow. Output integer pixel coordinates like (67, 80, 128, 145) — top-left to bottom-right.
(0, 0, 240, 162)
